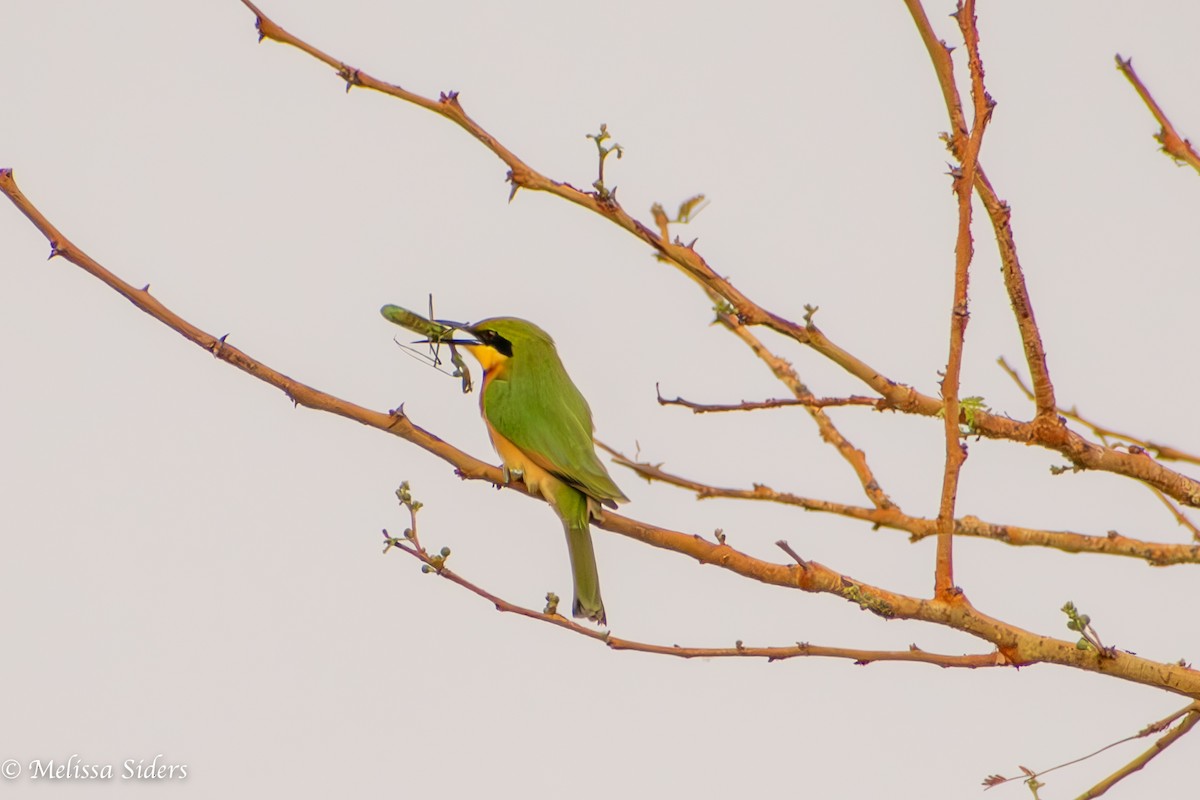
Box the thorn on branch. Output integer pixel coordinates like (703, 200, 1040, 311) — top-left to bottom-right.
(253, 17, 266, 43)
(244, 2, 284, 45)
(337, 66, 362, 92)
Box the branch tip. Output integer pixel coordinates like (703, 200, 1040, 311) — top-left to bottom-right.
(775, 540, 809, 570)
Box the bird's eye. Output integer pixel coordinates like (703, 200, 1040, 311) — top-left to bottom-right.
(478, 329, 513, 357)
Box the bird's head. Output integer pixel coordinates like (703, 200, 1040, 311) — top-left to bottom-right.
(435, 317, 557, 375)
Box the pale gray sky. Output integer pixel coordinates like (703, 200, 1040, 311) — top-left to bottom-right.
(2, 1, 1198, 797)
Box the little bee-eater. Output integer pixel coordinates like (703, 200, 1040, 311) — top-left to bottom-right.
(451, 317, 627, 625)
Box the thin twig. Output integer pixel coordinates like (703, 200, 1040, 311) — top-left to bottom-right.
(775, 540, 810, 570)
(1000, 356, 1200, 540)
(999, 356, 1200, 467)
(1076, 708, 1200, 798)
(708, 308, 897, 510)
(602, 445, 1200, 565)
(656, 387, 884, 414)
(383, 529, 1008, 666)
(1115, 55, 1200, 174)
(1149, 488, 1200, 541)
(984, 704, 1200, 794)
(236, 0, 763, 338)
(651, 193, 898, 512)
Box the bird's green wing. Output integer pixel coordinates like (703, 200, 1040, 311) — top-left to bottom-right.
(483, 361, 627, 507)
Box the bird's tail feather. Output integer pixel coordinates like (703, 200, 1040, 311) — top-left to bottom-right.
(556, 487, 606, 625)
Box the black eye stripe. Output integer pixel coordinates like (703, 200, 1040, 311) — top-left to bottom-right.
(476, 329, 514, 357)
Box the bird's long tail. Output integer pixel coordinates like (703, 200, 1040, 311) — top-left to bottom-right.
(554, 485, 606, 625)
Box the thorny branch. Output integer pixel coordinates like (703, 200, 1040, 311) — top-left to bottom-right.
(3, 4, 1200, 795)
(904, 0, 1061, 426)
(999, 356, 1200, 540)
(999, 357, 1200, 468)
(601, 445, 1200, 566)
(1116, 55, 1200, 174)
(1075, 705, 1200, 799)
(982, 702, 1200, 797)
(384, 484, 1006, 667)
(4, 170, 1200, 701)
(931, 0, 993, 597)
(234, 0, 1200, 510)
(650, 207, 897, 512)
(655, 385, 885, 413)
(713, 299, 897, 511)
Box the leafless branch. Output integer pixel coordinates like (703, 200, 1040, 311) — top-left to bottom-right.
(228, 1, 1200, 508)
(383, 519, 1008, 667)
(11, 164, 1200, 704)
(999, 356, 1200, 468)
(928, 0, 992, 597)
(1116, 55, 1200, 174)
(905, 0, 1061, 426)
(984, 703, 1200, 796)
(602, 445, 1200, 565)
(1000, 356, 1200, 540)
(656, 386, 884, 414)
(1076, 706, 1200, 798)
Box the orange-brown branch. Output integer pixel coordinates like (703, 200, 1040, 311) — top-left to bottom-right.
(905, 0, 1060, 424)
(932, 0, 992, 597)
(656, 388, 884, 414)
(1077, 705, 1200, 798)
(1116, 55, 1200, 174)
(1000, 356, 1200, 468)
(603, 446, 1200, 566)
(711, 309, 897, 510)
(6, 169, 1200, 697)
(227, 3, 1200, 512)
(385, 533, 1006, 667)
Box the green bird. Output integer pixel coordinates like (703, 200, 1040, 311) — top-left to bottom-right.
(449, 317, 628, 625)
